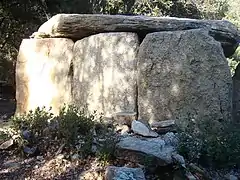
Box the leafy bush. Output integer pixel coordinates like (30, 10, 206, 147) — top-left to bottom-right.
(95, 122, 118, 165)
(12, 107, 53, 138)
(11, 107, 54, 152)
(58, 104, 95, 145)
(177, 117, 240, 168)
(10, 105, 97, 156)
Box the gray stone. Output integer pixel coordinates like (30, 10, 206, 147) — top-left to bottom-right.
(172, 153, 186, 167)
(105, 166, 146, 180)
(163, 132, 179, 146)
(72, 32, 139, 117)
(0, 139, 14, 150)
(22, 130, 31, 141)
(186, 172, 197, 180)
(150, 120, 176, 134)
(16, 38, 74, 115)
(229, 175, 238, 180)
(3, 161, 21, 168)
(138, 29, 232, 124)
(23, 146, 37, 155)
(225, 174, 239, 180)
(116, 136, 175, 166)
(38, 14, 239, 57)
(233, 63, 240, 121)
(150, 120, 175, 128)
(131, 120, 158, 137)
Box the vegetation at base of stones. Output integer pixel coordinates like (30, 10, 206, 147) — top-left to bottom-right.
(57, 105, 95, 145)
(177, 117, 240, 169)
(96, 132, 118, 166)
(229, 46, 240, 76)
(7, 105, 117, 163)
(1, 0, 240, 86)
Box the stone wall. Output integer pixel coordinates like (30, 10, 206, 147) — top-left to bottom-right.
(16, 14, 239, 122)
(16, 38, 73, 115)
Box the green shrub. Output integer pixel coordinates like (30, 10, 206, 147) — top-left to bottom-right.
(95, 120, 119, 165)
(57, 104, 95, 146)
(177, 117, 240, 168)
(11, 107, 54, 151)
(12, 107, 53, 137)
(10, 105, 97, 156)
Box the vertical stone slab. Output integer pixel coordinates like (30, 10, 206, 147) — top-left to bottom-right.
(233, 64, 240, 121)
(16, 38, 74, 114)
(138, 29, 232, 123)
(72, 32, 139, 117)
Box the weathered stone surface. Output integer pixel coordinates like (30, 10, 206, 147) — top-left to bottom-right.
(151, 120, 176, 134)
(233, 63, 240, 121)
(150, 120, 175, 128)
(131, 120, 158, 137)
(0, 139, 14, 150)
(138, 29, 232, 123)
(115, 136, 176, 166)
(105, 166, 146, 180)
(114, 112, 137, 126)
(72, 32, 138, 117)
(16, 38, 73, 114)
(115, 125, 131, 135)
(37, 14, 240, 57)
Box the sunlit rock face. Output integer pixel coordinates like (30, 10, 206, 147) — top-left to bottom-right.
(16, 38, 74, 114)
(72, 32, 139, 117)
(138, 29, 232, 123)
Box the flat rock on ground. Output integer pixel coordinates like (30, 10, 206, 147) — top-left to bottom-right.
(115, 135, 176, 166)
(105, 166, 146, 180)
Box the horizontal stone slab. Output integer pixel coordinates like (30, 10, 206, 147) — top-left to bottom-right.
(37, 14, 240, 57)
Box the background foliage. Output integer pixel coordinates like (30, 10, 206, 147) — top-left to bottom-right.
(0, 0, 240, 87)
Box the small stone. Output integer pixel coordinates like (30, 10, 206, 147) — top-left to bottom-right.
(71, 154, 79, 160)
(131, 120, 158, 137)
(172, 153, 186, 167)
(105, 166, 146, 180)
(3, 161, 21, 168)
(56, 154, 64, 159)
(186, 172, 197, 180)
(22, 130, 32, 141)
(114, 112, 137, 126)
(150, 120, 175, 128)
(91, 145, 97, 153)
(80, 171, 100, 180)
(36, 156, 44, 161)
(163, 132, 178, 146)
(26, 164, 31, 168)
(0, 139, 14, 150)
(225, 174, 238, 180)
(23, 146, 37, 155)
